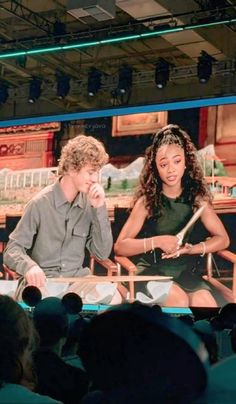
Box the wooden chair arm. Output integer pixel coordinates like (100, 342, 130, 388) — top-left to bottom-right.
(2, 264, 20, 280)
(217, 249, 236, 301)
(216, 249, 236, 264)
(114, 256, 137, 275)
(89, 256, 118, 276)
(114, 256, 137, 301)
(205, 249, 236, 302)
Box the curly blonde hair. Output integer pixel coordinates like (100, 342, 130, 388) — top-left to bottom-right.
(134, 124, 212, 217)
(58, 135, 109, 175)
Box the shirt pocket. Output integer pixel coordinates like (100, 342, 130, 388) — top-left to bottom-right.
(72, 223, 90, 238)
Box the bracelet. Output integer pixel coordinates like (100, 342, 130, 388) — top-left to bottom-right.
(200, 241, 206, 257)
(143, 238, 147, 254)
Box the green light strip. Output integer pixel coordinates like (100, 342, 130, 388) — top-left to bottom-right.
(29, 46, 62, 54)
(100, 35, 140, 44)
(0, 17, 235, 60)
(140, 27, 183, 37)
(185, 17, 236, 29)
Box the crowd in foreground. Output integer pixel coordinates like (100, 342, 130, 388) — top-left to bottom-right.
(1, 291, 236, 403)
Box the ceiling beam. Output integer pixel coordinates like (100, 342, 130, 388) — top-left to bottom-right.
(0, 0, 52, 34)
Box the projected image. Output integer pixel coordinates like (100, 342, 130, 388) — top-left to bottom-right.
(0, 102, 236, 309)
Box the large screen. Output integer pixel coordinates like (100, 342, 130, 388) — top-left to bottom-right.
(0, 97, 236, 310)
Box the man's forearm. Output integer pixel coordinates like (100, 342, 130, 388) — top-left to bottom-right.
(88, 205, 113, 259)
(3, 239, 38, 276)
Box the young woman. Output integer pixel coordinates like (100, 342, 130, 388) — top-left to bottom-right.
(114, 124, 230, 307)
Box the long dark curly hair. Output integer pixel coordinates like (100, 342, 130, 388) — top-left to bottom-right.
(134, 124, 212, 217)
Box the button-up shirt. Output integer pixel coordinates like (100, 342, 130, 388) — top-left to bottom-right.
(3, 180, 113, 277)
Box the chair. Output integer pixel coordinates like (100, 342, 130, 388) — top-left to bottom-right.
(112, 206, 236, 303)
(2, 264, 20, 280)
(2, 257, 118, 281)
(89, 256, 118, 277)
(1, 213, 121, 299)
(114, 249, 236, 303)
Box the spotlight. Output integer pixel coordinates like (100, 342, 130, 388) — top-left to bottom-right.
(117, 65, 133, 94)
(16, 55, 27, 69)
(197, 51, 215, 84)
(28, 77, 42, 103)
(155, 58, 170, 89)
(0, 82, 9, 105)
(53, 20, 66, 38)
(87, 68, 102, 96)
(56, 74, 70, 99)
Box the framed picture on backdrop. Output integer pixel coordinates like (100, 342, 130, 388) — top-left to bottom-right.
(112, 111, 168, 136)
(206, 104, 236, 176)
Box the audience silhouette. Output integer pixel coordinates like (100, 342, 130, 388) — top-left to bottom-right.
(0, 295, 62, 403)
(33, 296, 89, 404)
(79, 302, 209, 403)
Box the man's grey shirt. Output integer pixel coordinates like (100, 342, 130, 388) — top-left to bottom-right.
(3, 180, 113, 277)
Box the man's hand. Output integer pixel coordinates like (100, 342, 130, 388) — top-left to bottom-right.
(88, 183, 105, 208)
(25, 265, 46, 288)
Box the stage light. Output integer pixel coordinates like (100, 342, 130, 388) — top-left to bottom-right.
(117, 65, 133, 94)
(56, 74, 70, 99)
(197, 51, 215, 84)
(16, 55, 27, 69)
(155, 58, 170, 89)
(53, 20, 67, 38)
(0, 82, 9, 105)
(87, 68, 102, 96)
(28, 77, 42, 103)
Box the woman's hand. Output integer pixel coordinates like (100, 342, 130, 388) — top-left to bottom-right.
(156, 235, 180, 255)
(161, 242, 193, 259)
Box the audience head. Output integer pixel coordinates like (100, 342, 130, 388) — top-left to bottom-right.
(211, 303, 236, 330)
(79, 302, 209, 403)
(0, 295, 36, 387)
(210, 303, 236, 354)
(62, 292, 83, 314)
(33, 297, 68, 347)
(22, 286, 42, 307)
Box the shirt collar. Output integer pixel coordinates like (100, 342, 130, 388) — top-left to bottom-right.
(54, 179, 85, 209)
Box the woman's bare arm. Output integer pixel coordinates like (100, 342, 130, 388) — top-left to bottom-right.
(114, 197, 180, 257)
(114, 198, 148, 256)
(190, 201, 230, 255)
(163, 201, 230, 259)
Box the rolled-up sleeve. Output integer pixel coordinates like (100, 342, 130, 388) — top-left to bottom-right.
(3, 201, 40, 276)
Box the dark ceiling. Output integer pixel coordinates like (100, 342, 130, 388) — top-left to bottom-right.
(0, 0, 236, 122)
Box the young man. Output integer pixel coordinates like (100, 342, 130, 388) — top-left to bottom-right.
(3, 135, 113, 295)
